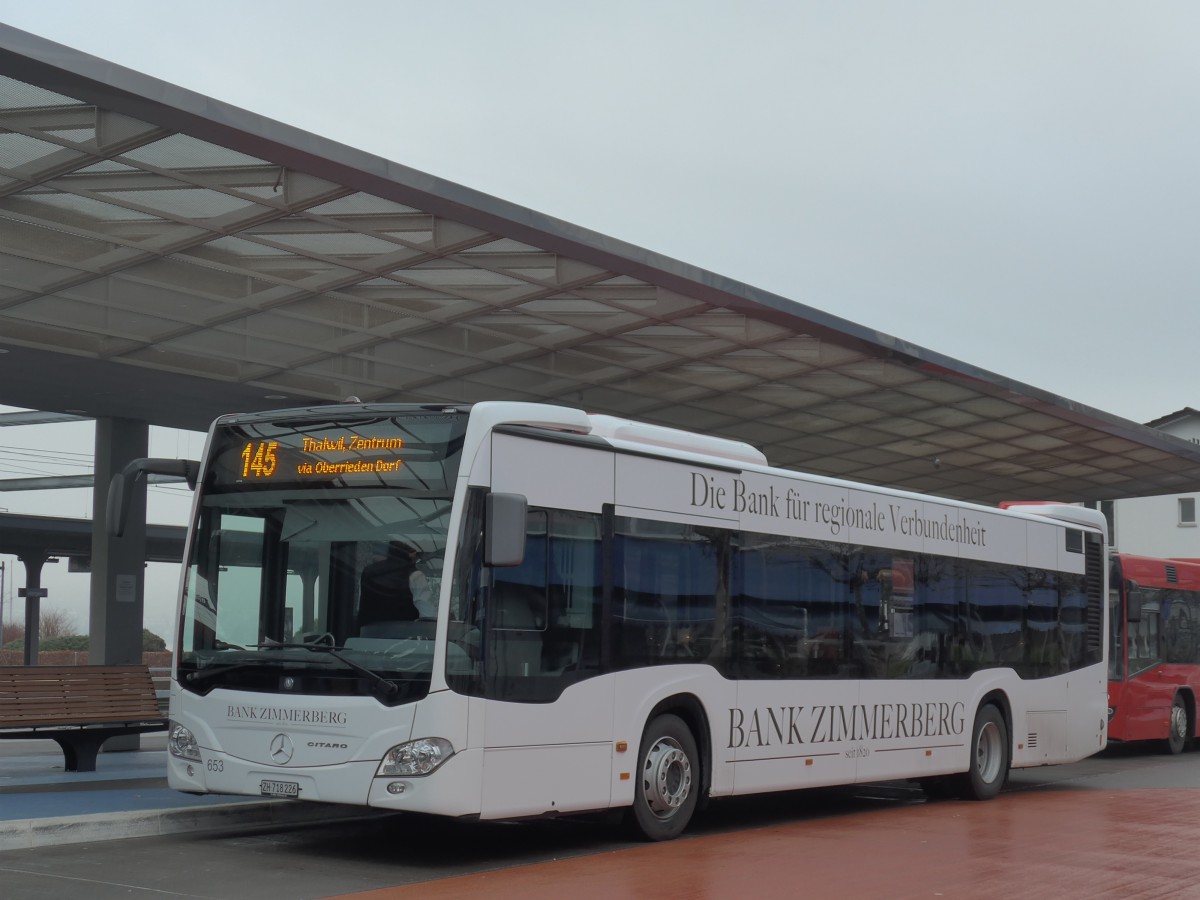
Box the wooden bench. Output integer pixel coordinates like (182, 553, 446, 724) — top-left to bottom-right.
(0, 665, 168, 772)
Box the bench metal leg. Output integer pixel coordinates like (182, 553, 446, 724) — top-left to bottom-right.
(53, 733, 110, 772)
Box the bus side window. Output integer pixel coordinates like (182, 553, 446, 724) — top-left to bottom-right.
(542, 511, 602, 677)
(483, 508, 603, 701)
(489, 580, 545, 679)
(730, 537, 845, 680)
(1163, 592, 1199, 664)
(488, 510, 548, 689)
(1128, 592, 1160, 670)
(1058, 573, 1089, 669)
(918, 559, 962, 678)
(1025, 576, 1060, 678)
(612, 517, 720, 669)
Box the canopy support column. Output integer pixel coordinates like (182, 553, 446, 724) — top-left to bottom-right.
(89, 418, 150, 751)
(17, 551, 50, 665)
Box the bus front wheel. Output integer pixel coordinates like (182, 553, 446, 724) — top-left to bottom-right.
(628, 714, 700, 841)
(959, 704, 1009, 801)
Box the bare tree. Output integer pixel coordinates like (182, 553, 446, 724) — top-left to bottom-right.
(39, 607, 78, 639)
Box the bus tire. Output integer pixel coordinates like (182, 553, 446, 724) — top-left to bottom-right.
(1164, 694, 1189, 755)
(627, 714, 699, 841)
(958, 704, 1009, 801)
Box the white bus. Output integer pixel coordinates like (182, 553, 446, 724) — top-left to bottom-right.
(117, 401, 1109, 840)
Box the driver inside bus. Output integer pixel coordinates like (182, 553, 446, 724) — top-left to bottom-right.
(358, 541, 433, 627)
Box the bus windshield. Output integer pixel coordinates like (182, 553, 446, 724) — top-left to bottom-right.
(176, 408, 467, 704)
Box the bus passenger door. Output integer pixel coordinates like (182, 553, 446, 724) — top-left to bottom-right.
(478, 435, 615, 819)
(729, 538, 861, 793)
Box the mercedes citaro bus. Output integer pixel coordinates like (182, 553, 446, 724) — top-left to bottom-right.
(110, 401, 1109, 840)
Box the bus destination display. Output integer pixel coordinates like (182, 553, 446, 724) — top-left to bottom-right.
(238, 435, 404, 480)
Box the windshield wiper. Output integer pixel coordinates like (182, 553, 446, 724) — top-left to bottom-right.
(254, 636, 399, 697)
(183, 662, 260, 685)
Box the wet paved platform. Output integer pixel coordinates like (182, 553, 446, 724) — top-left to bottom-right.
(2, 739, 1199, 898)
(0, 734, 376, 852)
(332, 787, 1200, 899)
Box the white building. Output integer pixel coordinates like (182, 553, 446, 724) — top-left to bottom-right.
(1110, 408, 1200, 559)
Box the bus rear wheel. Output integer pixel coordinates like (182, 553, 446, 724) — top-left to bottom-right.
(1164, 694, 1189, 755)
(628, 714, 699, 841)
(958, 704, 1009, 801)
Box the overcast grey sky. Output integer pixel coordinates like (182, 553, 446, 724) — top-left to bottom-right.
(2, 2, 1198, 637)
(0, 413, 203, 642)
(6, 1, 1197, 423)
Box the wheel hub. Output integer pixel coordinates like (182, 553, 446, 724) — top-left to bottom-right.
(1171, 704, 1187, 740)
(642, 736, 692, 818)
(975, 720, 1002, 783)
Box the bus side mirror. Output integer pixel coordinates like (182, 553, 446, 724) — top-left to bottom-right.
(1125, 581, 1141, 623)
(484, 492, 527, 567)
(107, 457, 200, 537)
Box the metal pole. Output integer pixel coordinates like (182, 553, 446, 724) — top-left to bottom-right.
(0, 558, 5, 646)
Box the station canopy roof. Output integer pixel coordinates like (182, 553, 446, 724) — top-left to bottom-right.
(0, 24, 1198, 506)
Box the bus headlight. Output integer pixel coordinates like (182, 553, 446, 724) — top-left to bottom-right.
(168, 722, 202, 761)
(377, 737, 454, 777)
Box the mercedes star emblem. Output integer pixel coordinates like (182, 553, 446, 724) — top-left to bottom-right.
(269, 733, 294, 764)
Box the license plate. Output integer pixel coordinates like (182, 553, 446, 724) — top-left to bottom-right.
(260, 779, 300, 798)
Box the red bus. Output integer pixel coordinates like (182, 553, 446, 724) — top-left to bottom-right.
(1108, 553, 1200, 753)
